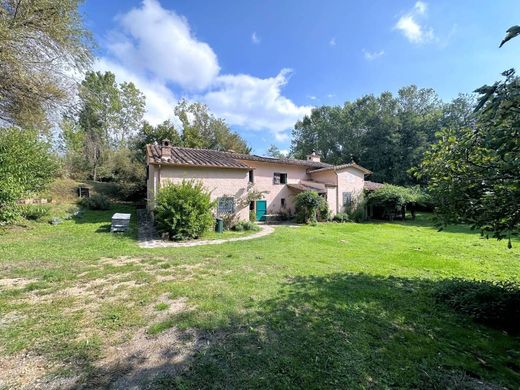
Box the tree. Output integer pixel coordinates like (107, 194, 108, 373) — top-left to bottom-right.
(174, 100, 250, 153)
(417, 26, 520, 246)
(132, 120, 182, 163)
(63, 71, 146, 180)
(0, 128, 58, 222)
(266, 144, 288, 159)
(0, 0, 92, 130)
(291, 87, 449, 185)
(118, 82, 146, 145)
(418, 70, 520, 246)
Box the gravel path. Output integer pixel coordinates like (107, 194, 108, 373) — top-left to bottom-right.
(137, 210, 275, 249)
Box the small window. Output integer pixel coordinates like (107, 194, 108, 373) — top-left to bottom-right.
(273, 172, 287, 185)
(281, 198, 286, 208)
(343, 192, 352, 207)
(249, 201, 255, 210)
(218, 197, 235, 215)
(248, 170, 254, 183)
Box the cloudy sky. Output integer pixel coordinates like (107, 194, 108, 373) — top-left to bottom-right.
(82, 0, 519, 154)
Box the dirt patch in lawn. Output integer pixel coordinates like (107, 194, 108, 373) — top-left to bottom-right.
(0, 277, 39, 289)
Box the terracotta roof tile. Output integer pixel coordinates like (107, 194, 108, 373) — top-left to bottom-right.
(146, 145, 332, 169)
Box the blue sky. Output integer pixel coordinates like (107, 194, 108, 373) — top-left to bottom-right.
(81, 0, 519, 154)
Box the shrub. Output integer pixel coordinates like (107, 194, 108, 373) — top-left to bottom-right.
(0, 128, 58, 224)
(317, 196, 330, 222)
(79, 194, 111, 210)
(333, 212, 349, 223)
(233, 221, 260, 232)
(249, 210, 256, 222)
(17, 205, 51, 220)
(49, 217, 63, 225)
(295, 191, 325, 224)
(154, 180, 215, 241)
(347, 201, 366, 222)
(433, 278, 520, 333)
(366, 184, 430, 220)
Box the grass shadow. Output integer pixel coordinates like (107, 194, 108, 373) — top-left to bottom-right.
(73, 274, 520, 389)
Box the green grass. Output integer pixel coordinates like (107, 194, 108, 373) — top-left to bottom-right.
(0, 205, 519, 388)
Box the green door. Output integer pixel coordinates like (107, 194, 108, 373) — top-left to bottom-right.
(256, 200, 267, 221)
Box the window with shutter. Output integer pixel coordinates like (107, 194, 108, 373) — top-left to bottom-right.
(217, 197, 235, 214)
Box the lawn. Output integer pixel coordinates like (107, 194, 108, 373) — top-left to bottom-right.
(0, 205, 519, 389)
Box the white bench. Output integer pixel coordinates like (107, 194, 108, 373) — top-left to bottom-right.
(111, 213, 131, 232)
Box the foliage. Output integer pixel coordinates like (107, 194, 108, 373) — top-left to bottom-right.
(317, 196, 330, 221)
(294, 191, 326, 224)
(62, 71, 146, 181)
(347, 201, 367, 223)
(154, 180, 215, 240)
(291, 88, 474, 185)
(17, 205, 51, 221)
(174, 100, 250, 153)
(219, 187, 267, 229)
(418, 70, 520, 245)
(131, 120, 182, 163)
(266, 144, 288, 159)
(249, 210, 256, 222)
(333, 212, 349, 223)
(0, 0, 92, 130)
(433, 279, 520, 333)
(79, 194, 111, 210)
(366, 185, 429, 219)
(232, 221, 260, 232)
(0, 128, 58, 223)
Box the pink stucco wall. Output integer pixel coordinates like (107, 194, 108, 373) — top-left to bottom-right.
(151, 165, 250, 220)
(147, 161, 367, 219)
(239, 160, 311, 215)
(336, 168, 365, 212)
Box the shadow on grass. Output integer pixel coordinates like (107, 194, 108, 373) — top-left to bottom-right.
(71, 274, 519, 389)
(71, 205, 138, 240)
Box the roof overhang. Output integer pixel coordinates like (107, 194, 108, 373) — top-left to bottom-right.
(308, 163, 372, 175)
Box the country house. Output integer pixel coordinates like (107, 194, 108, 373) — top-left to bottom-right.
(146, 140, 380, 221)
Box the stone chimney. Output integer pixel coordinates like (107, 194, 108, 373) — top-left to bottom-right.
(307, 150, 321, 162)
(160, 139, 172, 161)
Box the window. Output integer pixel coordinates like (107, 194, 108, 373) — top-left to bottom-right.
(217, 197, 235, 215)
(342, 192, 352, 207)
(249, 201, 255, 210)
(248, 170, 254, 183)
(273, 172, 287, 184)
(281, 198, 286, 208)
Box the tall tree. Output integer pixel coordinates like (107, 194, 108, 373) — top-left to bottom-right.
(417, 27, 520, 246)
(132, 120, 182, 163)
(0, 0, 92, 130)
(118, 82, 146, 145)
(174, 100, 250, 153)
(266, 144, 287, 159)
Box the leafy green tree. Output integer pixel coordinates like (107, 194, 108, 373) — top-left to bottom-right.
(0, 128, 58, 222)
(132, 120, 182, 163)
(174, 100, 250, 153)
(0, 0, 92, 130)
(117, 82, 146, 145)
(418, 70, 520, 246)
(266, 144, 288, 159)
(292, 87, 447, 185)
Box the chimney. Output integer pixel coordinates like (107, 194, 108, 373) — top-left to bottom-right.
(160, 139, 172, 161)
(307, 150, 321, 162)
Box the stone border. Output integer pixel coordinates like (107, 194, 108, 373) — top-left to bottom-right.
(138, 224, 275, 249)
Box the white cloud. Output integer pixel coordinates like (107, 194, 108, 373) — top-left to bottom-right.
(414, 1, 427, 15)
(307, 95, 317, 100)
(362, 49, 385, 61)
(201, 70, 312, 142)
(97, 0, 310, 140)
(395, 1, 434, 44)
(329, 37, 336, 47)
(108, 0, 219, 90)
(251, 32, 261, 44)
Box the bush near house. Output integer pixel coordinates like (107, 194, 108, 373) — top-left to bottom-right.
(154, 180, 215, 241)
(79, 194, 111, 210)
(295, 191, 329, 224)
(366, 184, 430, 220)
